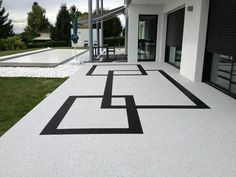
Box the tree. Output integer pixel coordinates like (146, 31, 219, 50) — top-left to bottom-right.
(103, 17, 122, 37)
(52, 4, 71, 44)
(122, 27, 125, 37)
(78, 12, 88, 29)
(91, 9, 122, 37)
(69, 5, 81, 18)
(24, 2, 50, 38)
(0, 0, 13, 39)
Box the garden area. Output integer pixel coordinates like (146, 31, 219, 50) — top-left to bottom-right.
(0, 0, 125, 136)
(0, 1, 125, 57)
(0, 77, 66, 136)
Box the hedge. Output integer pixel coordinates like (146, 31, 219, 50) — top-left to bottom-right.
(104, 36, 125, 47)
(27, 41, 68, 48)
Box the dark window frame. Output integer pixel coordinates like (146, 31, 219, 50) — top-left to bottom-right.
(164, 7, 185, 69)
(137, 14, 158, 62)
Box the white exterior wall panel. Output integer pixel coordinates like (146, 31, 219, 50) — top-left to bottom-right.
(128, 0, 210, 82)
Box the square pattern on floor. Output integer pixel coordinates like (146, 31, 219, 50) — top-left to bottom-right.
(40, 64, 209, 135)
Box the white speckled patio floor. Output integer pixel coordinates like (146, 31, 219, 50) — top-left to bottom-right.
(0, 62, 236, 177)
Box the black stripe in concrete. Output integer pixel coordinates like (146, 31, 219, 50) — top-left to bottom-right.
(40, 95, 143, 135)
(113, 70, 140, 72)
(125, 96, 143, 133)
(87, 74, 145, 76)
(137, 65, 148, 75)
(101, 71, 113, 108)
(95, 64, 139, 66)
(40, 96, 77, 135)
(86, 65, 97, 75)
(159, 70, 209, 109)
(86, 64, 147, 76)
(136, 105, 200, 109)
(111, 105, 207, 109)
(41, 64, 209, 135)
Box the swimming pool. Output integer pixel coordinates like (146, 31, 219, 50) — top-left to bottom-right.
(0, 49, 87, 67)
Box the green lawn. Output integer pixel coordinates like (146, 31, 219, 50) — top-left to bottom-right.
(0, 77, 67, 136)
(0, 48, 41, 57)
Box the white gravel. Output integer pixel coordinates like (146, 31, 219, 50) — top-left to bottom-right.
(0, 51, 89, 78)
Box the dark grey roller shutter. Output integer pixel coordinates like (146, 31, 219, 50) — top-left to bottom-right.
(166, 8, 185, 48)
(206, 0, 236, 56)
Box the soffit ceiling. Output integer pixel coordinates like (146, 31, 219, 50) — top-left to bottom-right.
(130, 0, 178, 5)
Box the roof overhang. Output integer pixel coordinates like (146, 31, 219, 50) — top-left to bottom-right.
(78, 6, 125, 25)
(130, 0, 178, 5)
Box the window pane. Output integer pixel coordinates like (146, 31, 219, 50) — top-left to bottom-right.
(210, 54, 232, 90)
(138, 15, 157, 61)
(230, 57, 236, 95)
(165, 8, 185, 68)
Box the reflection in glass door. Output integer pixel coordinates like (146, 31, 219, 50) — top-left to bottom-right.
(230, 58, 236, 95)
(138, 15, 158, 61)
(165, 8, 185, 68)
(204, 53, 236, 97)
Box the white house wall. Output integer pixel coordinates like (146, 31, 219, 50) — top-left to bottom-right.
(162, 0, 210, 82)
(128, 0, 210, 82)
(194, 0, 210, 82)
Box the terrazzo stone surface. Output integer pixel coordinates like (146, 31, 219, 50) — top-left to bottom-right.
(0, 62, 236, 177)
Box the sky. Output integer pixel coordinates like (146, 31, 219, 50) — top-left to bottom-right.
(2, 0, 124, 33)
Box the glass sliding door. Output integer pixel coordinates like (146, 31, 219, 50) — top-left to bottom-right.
(204, 52, 236, 97)
(210, 54, 234, 89)
(230, 58, 236, 95)
(165, 8, 185, 68)
(138, 15, 158, 61)
(203, 0, 236, 98)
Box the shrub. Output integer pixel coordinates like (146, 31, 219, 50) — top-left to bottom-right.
(27, 41, 68, 48)
(46, 41, 68, 47)
(104, 36, 125, 47)
(0, 39, 7, 50)
(0, 36, 26, 51)
(26, 43, 44, 48)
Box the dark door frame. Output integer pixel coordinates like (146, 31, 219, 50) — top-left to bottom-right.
(137, 14, 158, 62)
(164, 7, 185, 69)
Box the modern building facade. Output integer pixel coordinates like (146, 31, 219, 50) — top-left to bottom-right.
(84, 0, 235, 98)
(125, 0, 236, 98)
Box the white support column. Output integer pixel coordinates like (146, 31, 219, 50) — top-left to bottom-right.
(125, 10, 128, 55)
(159, 13, 167, 63)
(88, 0, 93, 62)
(96, 0, 100, 55)
(180, 0, 210, 82)
(101, 0, 104, 49)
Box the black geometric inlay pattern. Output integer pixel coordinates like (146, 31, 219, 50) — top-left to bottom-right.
(40, 64, 210, 135)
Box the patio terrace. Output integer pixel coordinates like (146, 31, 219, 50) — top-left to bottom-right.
(0, 62, 235, 177)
